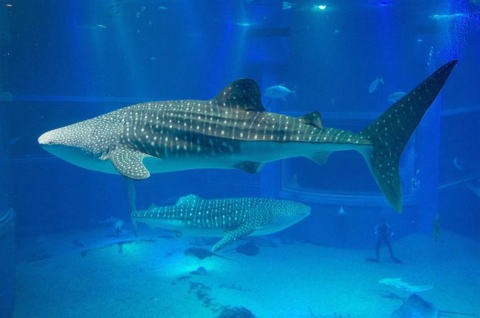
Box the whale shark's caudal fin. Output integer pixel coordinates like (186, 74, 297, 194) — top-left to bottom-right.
(360, 60, 457, 213)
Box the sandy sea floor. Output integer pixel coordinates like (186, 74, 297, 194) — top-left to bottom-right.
(13, 227, 480, 318)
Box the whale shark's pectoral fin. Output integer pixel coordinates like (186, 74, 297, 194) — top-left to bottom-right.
(109, 148, 150, 180)
(211, 224, 254, 252)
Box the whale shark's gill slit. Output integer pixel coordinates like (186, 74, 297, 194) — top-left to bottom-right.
(360, 60, 458, 213)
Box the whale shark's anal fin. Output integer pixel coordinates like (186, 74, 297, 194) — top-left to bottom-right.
(360, 60, 457, 212)
(110, 148, 150, 180)
(211, 224, 254, 252)
(234, 161, 263, 174)
(308, 152, 332, 165)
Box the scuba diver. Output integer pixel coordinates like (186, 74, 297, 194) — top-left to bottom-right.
(368, 218, 402, 264)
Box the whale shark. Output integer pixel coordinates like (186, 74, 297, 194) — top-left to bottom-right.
(38, 61, 457, 212)
(132, 194, 311, 251)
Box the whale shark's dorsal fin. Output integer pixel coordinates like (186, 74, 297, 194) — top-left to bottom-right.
(214, 79, 265, 112)
(176, 194, 201, 206)
(299, 111, 323, 128)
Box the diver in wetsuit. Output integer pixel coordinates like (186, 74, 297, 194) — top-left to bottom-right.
(373, 218, 402, 263)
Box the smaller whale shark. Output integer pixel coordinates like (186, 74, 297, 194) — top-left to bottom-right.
(132, 194, 310, 251)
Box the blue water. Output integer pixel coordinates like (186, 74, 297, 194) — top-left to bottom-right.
(1, 1, 479, 317)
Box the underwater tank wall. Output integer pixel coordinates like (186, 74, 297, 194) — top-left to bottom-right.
(1, 0, 479, 317)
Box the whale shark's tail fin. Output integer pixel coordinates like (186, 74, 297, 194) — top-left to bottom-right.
(360, 60, 457, 213)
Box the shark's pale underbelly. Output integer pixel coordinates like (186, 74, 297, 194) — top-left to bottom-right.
(83, 139, 365, 175)
(143, 140, 364, 174)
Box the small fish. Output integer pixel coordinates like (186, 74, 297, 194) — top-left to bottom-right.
(264, 84, 295, 100)
(282, 1, 293, 10)
(158, 5, 168, 10)
(387, 91, 406, 103)
(368, 77, 384, 94)
(453, 156, 464, 171)
(235, 21, 254, 27)
(430, 13, 469, 21)
(337, 206, 346, 216)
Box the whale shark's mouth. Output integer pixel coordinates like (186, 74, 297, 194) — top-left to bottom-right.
(38, 131, 54, 145)
(38, 139, 115, 174)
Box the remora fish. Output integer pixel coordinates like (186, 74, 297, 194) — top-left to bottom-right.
(38, 61, 457, 212)
(132, 194, 311, 251)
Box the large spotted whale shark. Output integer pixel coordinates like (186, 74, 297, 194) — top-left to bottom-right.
(38, 61, 457, 212)
(133, 194, 310, 251)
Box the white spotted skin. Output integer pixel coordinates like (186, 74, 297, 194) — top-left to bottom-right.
(132, 197, 311, 238)
(37, 61, 458, 213)
(38, 97, 371, 176)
